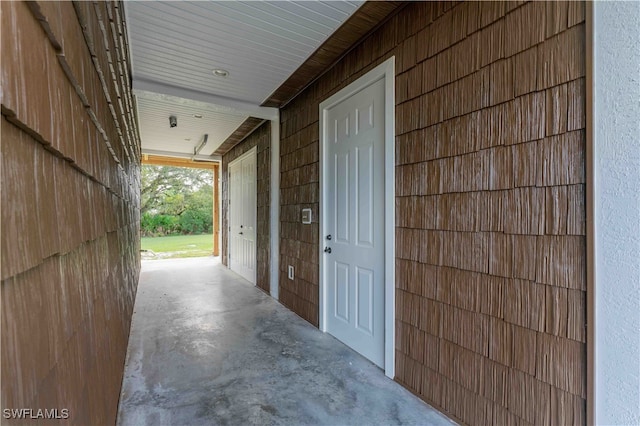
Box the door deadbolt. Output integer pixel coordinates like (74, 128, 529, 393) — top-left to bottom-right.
(326, 234, 332, 240)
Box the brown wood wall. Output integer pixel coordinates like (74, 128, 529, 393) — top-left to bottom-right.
(221, 121, 271, 293)
(1, 1, 141, 424)
(279, 1, 587, 424)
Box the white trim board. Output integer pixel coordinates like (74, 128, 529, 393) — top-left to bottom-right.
(318, 57, 396, 378)
(589, 2, 640, 425)
(270, 117, 280, 300)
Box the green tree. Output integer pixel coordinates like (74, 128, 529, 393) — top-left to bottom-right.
(140, 165, 213, 236)
(141, 165, 212, 215)
(179, 185, 213, 234)
(141, 212, 179, 237)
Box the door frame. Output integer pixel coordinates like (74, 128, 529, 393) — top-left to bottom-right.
(227, 146, 257, 284)
(318, 57, 395, 378)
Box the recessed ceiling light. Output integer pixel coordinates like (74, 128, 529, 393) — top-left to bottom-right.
(193, 114, 203, 119)
(212, 68, 229, 78)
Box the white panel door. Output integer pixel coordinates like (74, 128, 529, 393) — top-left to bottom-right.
(324, 78, 385, 367)
(228, 149, 257, 284)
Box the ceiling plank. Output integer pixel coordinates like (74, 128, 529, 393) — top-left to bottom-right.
(125, 1, 363, 105)
(214, 2, 406, 156)
(261, 1, 406, 107)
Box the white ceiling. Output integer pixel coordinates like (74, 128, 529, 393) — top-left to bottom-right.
(125, 1, 363, 160)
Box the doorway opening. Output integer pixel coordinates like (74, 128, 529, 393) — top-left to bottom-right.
(140, 157, 220, 260)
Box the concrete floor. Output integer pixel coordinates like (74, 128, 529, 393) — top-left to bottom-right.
(117, 257, 455, 426)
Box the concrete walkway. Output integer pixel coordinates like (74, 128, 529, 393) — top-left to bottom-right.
(117, 257, 455, 426)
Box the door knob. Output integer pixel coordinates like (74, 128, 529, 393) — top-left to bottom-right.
(239, 232, 244, 235)
(326, 234, 332, 240)
(324, 247, 332, 254)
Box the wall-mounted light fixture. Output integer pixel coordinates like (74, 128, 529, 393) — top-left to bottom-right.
(169, 115, 177, 128)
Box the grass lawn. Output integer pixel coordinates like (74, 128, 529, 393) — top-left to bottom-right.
(141, 234, 214, 259)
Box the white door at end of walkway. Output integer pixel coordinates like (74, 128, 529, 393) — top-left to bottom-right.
(228, 148, 257, 284)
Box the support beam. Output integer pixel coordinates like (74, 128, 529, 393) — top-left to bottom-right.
(142, 153, 219, 170)
(213, 165, 220, 257)
(142, 149, 221, 163)
(133, 79, 279, 121)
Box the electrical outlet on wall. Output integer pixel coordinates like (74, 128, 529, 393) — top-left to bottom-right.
(288, 265, 294, 280)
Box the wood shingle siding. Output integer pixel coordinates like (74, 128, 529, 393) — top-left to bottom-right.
(1, 1, 141, 423)
(279, 1, 586, 424)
